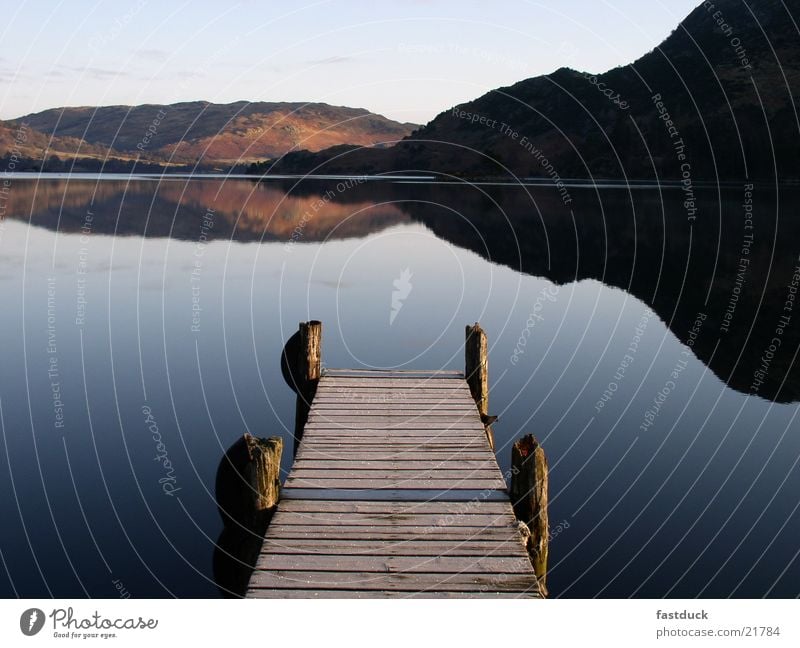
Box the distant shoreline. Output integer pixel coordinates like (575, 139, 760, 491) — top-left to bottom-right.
(5, 171, 799, 190)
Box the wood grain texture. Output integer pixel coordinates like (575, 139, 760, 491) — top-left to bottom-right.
(247, 589, 535, 599)
(246, 367, 541, 599)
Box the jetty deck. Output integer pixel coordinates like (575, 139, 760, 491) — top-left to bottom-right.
(246, 367, 542, 598)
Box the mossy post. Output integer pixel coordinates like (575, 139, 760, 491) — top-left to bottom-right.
(294, 320, 322, 445)
(213, 433, 283, 596)
(465, 322, 494, 449)
(217, 433, 283, 532)
(510, 434, 549, 595)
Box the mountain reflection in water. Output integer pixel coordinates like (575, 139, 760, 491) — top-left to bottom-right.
(2, 175, 799, 598)
(8, 176, 799, 403)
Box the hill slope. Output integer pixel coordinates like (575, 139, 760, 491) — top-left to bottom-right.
(271, 0, 800, 180)
(6, 101, 417, 167)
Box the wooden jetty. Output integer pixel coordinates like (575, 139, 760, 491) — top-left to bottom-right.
(245, 322, 546, 598)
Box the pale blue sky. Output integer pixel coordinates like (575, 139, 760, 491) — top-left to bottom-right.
(0, 0, 700, 124)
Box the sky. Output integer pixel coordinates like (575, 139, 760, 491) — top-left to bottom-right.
(0, 0, 701, 124)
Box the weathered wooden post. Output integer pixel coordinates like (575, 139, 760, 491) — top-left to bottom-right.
(216, 433, 283, 532)
(510, 434, 549, 596)
(214, 433, 283, 596)
(294, 320, 322, 445)
(465, 322, 494, 449)
(243, 434, 282, 522)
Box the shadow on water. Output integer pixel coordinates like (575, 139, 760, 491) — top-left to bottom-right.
(213, 434, 282, 598)
(213, 333, 301, 597)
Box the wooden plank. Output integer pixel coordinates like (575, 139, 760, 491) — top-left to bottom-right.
(304, 426, 483, 433)
(301, 436, 485, 442)
(302, 432, 483, 439)
(284, 478, 506, 489)
(295, 448, 490, 455)
(301, 442, 488, 452)
(315, 393, 473, 398)
(298, 442, 486, 449)
(310, 404, 475, 411)
(307, 416, 480, 424)
(306, 418, 482, 432)
(305, 421, 482, 429)
(293, 455, 493, 465)
(301, 436, 484, 442)
(306, 421, 486, 438)
(324, 368, 463, 374)
(297, 446, 489, 452)
(312, 399, 472, 406)
(299, 442, 486, 447)
(269, 510, 516, 526)
(319, 380, 433, 386)
(315, 394, 469, 399)
(290, 468, 502, 476)
(316, 392, 470, 397)
(304, 438, 484, 442)
(316, 387, 471, 393)
(317, 384, 467, 389)
(288, 473, 504, 483)
(274, 499, 514, 514)
(295, 452, 492, 461)
(290, 461, 500, 470)
(319, 378, 469, 394)
(292, 460, 498, 469)
(297, 454, 486, 462)
(304, 429, 483, 436)
(302, 435, 484, 442)
(316, 393, 471, 400)
(296, 448, 486, 457)
(247, 570, 539, 592)
(254, 554, 532, 573)
(313, 402, 476, 418)
(247, 589, 538, 599)
(297, 441, 487, 449)
(318, 386, 470, 392)
(287, 468, 499, 479)
(290, 467, 499, 475)
(312, 402, 473, 407)
(264, 521, 517, 534)
(310, 410, 475, 416)
(258, 539, 525, 557)
(308, 415, 477, 421)
(278, 488, 509, 501)
(302, 427, 485, 435)
(288, 469, 502, 480)
(322, 377, 468, 384)
(269, 520, 517, 531)
(263, 527, 519, 541)
(297, 444, 490, 452)
(324, 369, 463, 378)
(320, 400, 469, 406)
(313, 394, 472, 402)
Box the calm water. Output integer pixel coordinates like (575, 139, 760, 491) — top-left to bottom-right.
(1, 175, 799, 598)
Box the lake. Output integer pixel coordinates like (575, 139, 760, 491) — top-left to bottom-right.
(1, 175, 798, 598)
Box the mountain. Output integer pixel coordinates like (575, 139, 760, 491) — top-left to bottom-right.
(3, 102, 417, 169)
(269, 0, 800, 180)
(0, 119, 120, 163)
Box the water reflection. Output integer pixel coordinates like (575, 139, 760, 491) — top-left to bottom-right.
(4, 177, 408, 242)
(7, 177, 798, 402)
(2, 176, 799, 598)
